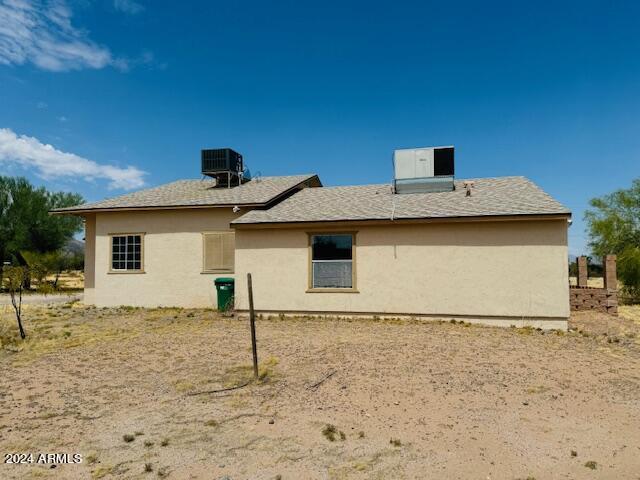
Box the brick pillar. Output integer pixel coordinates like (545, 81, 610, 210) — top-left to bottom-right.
(603, 255, 617, 291)
(577, 256, 588, 287)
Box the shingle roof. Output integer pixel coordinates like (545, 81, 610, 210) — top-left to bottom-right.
(232, 176, 570, 225)
(52, 174, 319, 213)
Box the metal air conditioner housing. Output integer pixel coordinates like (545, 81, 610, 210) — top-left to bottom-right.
(201, 148, 243, 176)
(393, 146, 455, 194)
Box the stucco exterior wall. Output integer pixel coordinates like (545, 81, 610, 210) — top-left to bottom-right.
(234, 219, 569, 327)
(90, 208, 241, 308)
(84, 214, 96, 305)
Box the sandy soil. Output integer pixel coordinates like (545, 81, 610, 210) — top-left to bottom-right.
(1, 304, 639, 480)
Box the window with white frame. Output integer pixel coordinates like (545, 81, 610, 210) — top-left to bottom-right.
(111, 234, 143, 271)
(310, 234, 354, 288)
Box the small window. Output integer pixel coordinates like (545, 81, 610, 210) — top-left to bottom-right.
(310, 234, 354, 289)
(111, 234, 143, 271)
(203, 232, 235, 272)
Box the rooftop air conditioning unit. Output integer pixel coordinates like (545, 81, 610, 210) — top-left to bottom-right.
(201, 148, 243, 175)
(201, 148, 246, 187)
(393, 146, 454, 194)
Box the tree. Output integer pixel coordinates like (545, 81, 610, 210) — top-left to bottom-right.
(0, 177, 83, 277)
(22, 250, 72, 291)
(585, 178, 640, 299)
(3, 266, 27, 339)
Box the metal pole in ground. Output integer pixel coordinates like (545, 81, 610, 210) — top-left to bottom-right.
(247, 273, 259, 379)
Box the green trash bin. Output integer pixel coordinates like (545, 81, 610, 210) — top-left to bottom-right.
(214, 277, 235, 311)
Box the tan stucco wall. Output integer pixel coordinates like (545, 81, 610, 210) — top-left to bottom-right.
(234, 219, 569, 326)
(83, 214, 96, 305)
(90, 208, 241, 308)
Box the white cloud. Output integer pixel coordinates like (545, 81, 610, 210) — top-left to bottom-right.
(110, 49, 163, 72)
(113, 0, 143, 15)
(0, 128, 146, 190)
(0, 0, 120, 71)
(57, 115, 67, 122)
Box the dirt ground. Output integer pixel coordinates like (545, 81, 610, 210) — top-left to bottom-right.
(42, 271, 84, 290)
(568, 276, 605, 288)
(1, 304, 639, 480)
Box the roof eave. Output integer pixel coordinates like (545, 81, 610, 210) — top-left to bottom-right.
(49, 202, 270, 216)
(231, 212, 572, 229)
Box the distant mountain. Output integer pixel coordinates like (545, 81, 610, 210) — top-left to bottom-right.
(63, 239, 85, 255)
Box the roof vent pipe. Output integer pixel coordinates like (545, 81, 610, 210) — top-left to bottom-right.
(463, 181, 475, 197)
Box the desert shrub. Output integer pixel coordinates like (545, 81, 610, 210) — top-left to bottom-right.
(322, 424, 345, 442)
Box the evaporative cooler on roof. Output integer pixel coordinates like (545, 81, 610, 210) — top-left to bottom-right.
(393, 146, 455, 194)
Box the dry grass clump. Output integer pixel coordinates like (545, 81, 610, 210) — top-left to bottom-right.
(0, 303, 217, 365)
(619, 305, 640, 325)
(216, 355, 280, 387)
(0, 316, 21, 349)
(92, 465, 114, 479)
(526, 385, 550, 394)
(322, 424, 346, 441)
(257, 356, 279, 381)
(173, 380, 196, 393)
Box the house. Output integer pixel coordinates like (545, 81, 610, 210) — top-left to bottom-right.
(53, 147, 571, 329)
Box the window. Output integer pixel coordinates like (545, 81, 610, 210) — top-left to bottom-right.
(203, 232, 235, 273)
(111, 234, 143, 271)
(310, 233, 355, 289)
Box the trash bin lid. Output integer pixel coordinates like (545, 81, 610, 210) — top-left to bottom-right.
(214, 277, 235, 285)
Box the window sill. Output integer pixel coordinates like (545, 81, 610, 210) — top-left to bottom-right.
(306, 288, 359, 293)
(201, 271, 234, 275)
(108, 270, 145, 275)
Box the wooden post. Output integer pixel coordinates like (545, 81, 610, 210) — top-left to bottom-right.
(247, 273, 259, 380)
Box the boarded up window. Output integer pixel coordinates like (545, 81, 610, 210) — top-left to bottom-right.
(203, 232, 235, 272)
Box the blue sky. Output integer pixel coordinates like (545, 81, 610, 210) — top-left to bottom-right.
(1, 0, 639, 255)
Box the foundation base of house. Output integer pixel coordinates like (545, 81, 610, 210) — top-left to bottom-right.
(235, 310, 569, 331)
